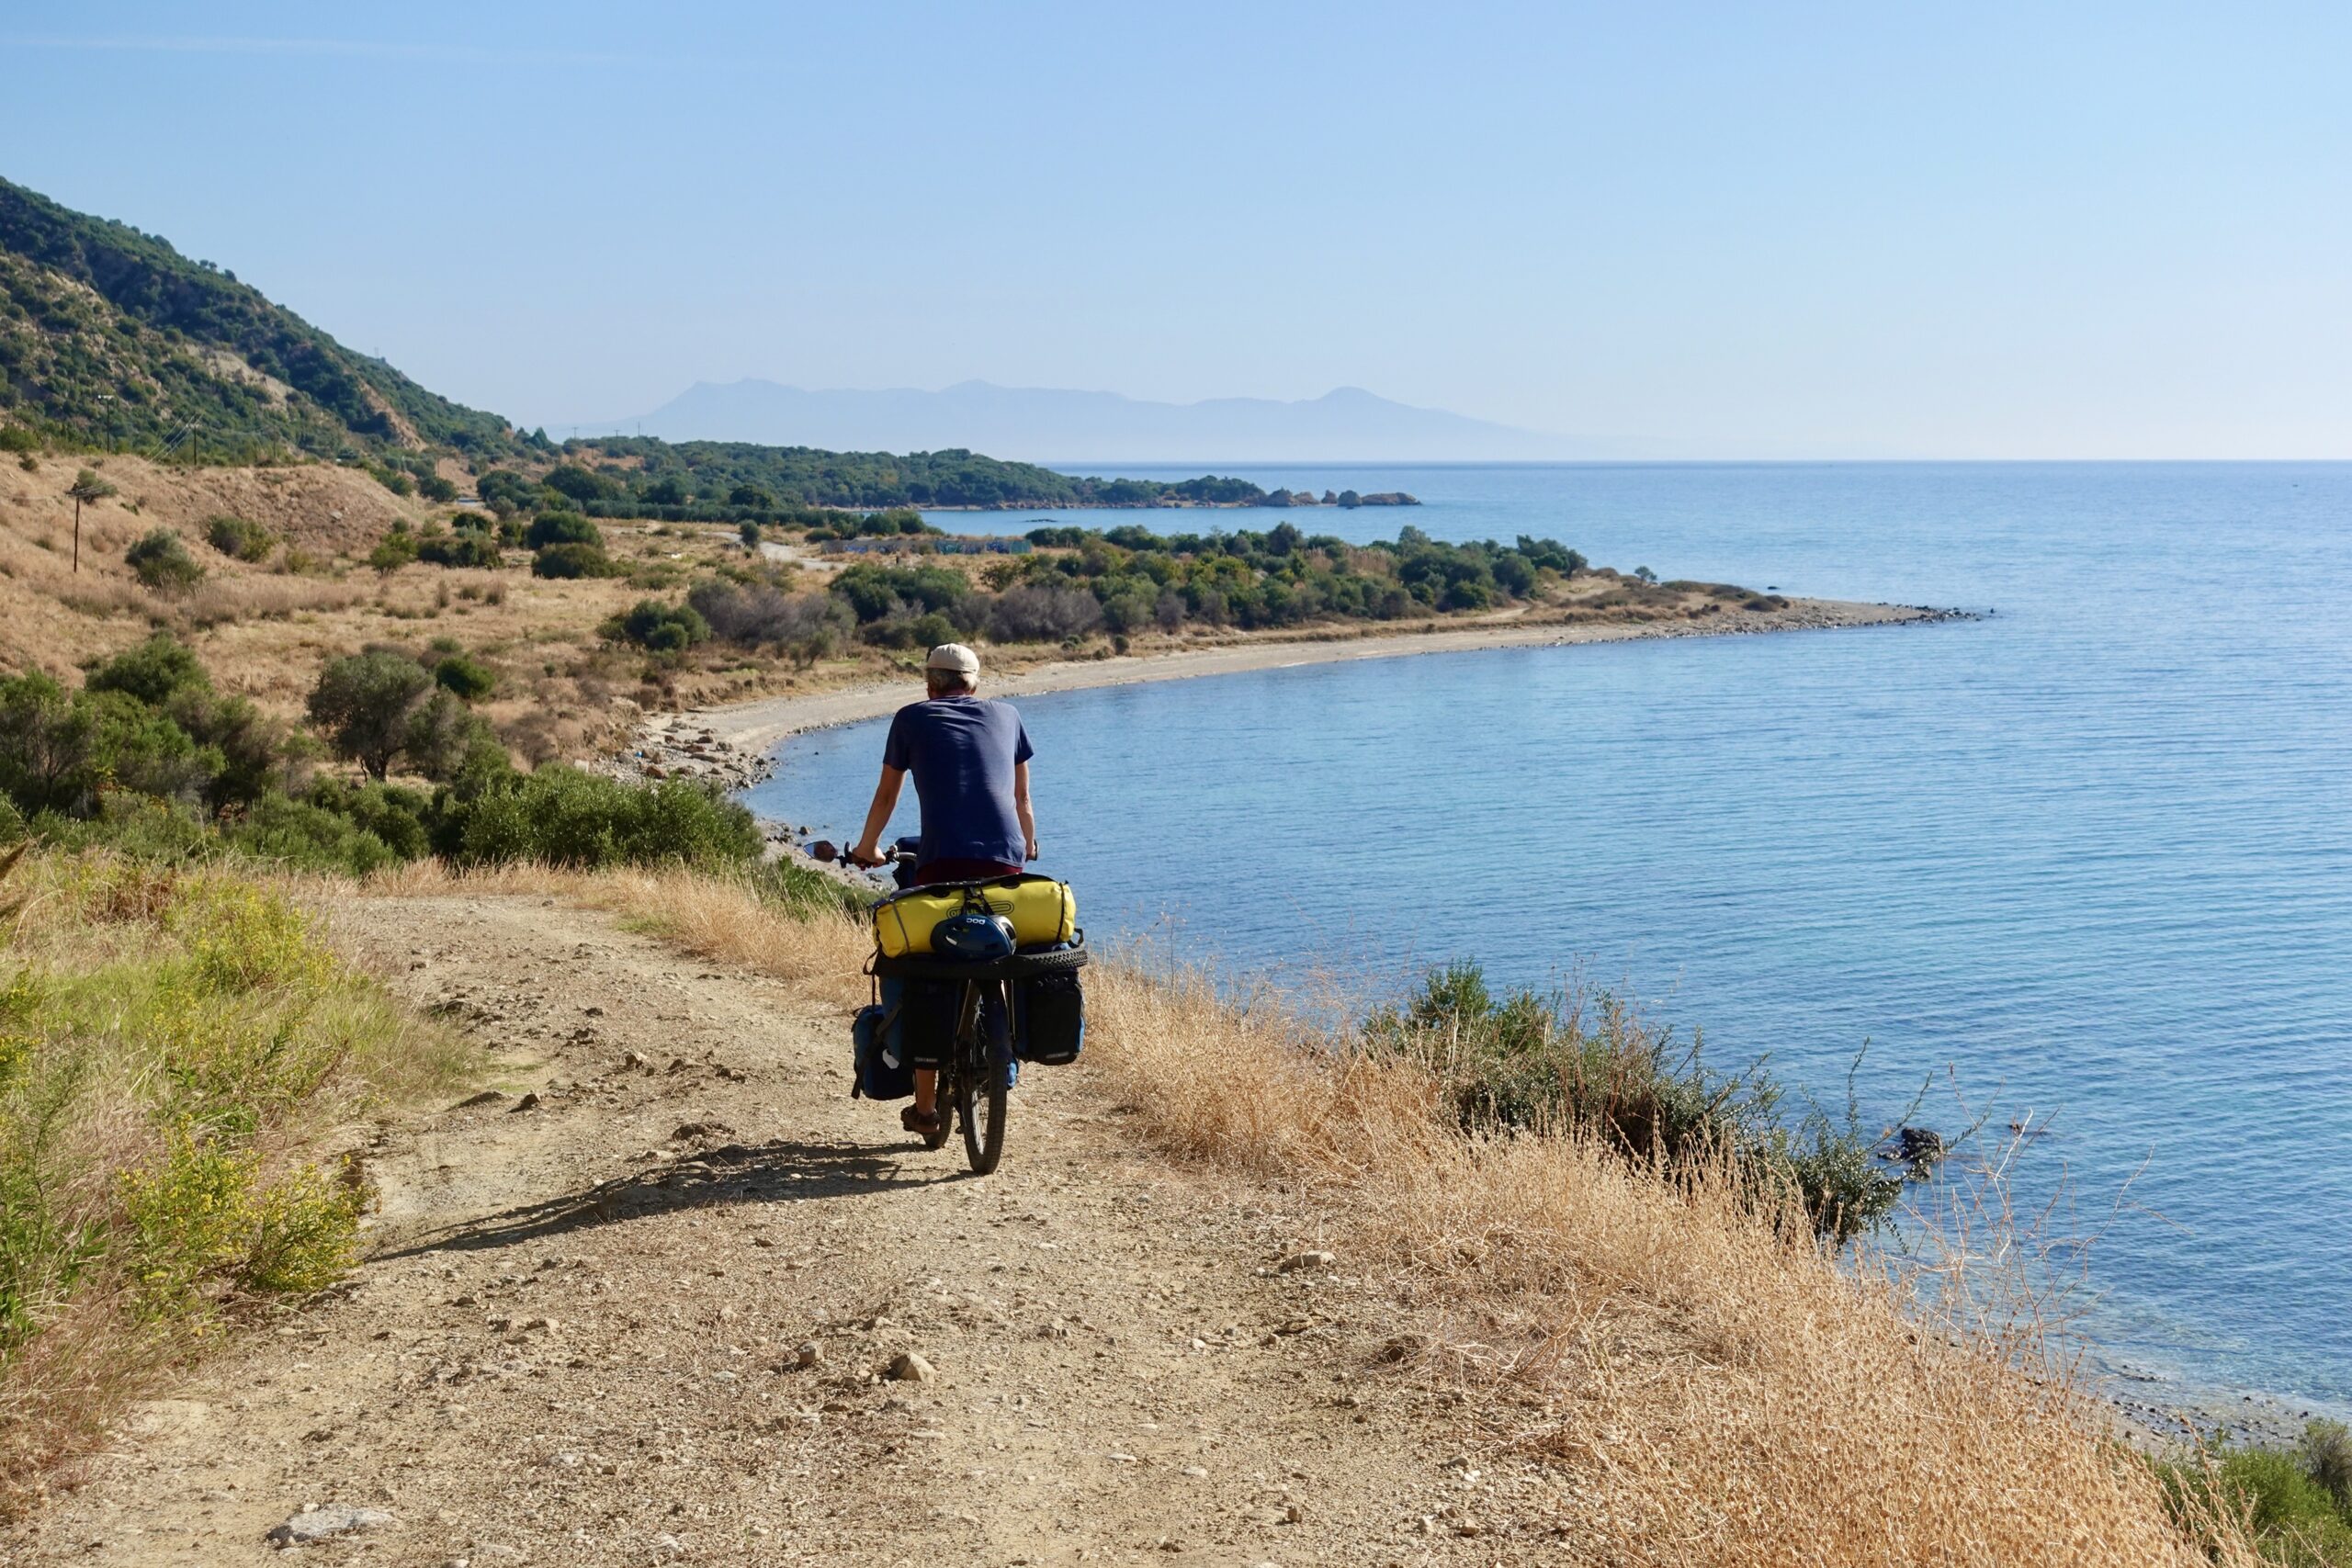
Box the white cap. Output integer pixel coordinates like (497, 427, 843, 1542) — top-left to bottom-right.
(925, 642, 980, 676)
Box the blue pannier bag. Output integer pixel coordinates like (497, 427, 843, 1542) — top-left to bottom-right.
(1012, 947, 1085, 1066)
(851, 975, 915, 1100)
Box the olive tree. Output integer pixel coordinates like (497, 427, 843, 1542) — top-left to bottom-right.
(306, 652, 432, 781)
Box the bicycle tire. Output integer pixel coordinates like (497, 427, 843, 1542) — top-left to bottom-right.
(872, 946, 1088, 982)
(959, 1043, 1007, 1175)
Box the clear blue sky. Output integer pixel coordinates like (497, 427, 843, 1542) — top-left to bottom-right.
(6, 3, 2348, 456)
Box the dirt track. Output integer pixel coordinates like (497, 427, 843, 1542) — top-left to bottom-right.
(11, 894, 1566, 1566)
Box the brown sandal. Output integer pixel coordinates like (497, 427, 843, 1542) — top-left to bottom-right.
(900, 1105, 943, 1136)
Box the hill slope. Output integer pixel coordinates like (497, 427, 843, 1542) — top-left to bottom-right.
(0, 176, 524, 462)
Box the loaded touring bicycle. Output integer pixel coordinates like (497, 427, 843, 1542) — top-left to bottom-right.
(826, 838, 1086, 1175)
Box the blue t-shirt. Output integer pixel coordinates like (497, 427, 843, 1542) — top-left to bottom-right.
(881, 696, 1035, 868)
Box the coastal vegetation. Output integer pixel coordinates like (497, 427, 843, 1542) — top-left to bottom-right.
(0, 634, 765, 877)
(2154, 1424, 2352, 1565)
(653, 521, 1619, 661)
(0, 850, 472, 1507)
(1366, 960, 1905, 1241)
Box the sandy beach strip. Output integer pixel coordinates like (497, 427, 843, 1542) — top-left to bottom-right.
(673, 596, 1959, 756)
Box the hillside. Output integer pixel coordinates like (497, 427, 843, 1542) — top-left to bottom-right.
(0, 177, 524, 463)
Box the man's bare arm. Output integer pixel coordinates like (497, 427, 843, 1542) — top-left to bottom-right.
(849, 765, 906, 865)
(1013, 760, 1038, 862)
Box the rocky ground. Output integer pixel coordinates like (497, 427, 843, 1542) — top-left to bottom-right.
(8, 893, 1575, 1566)
(595, 716, 777, 795)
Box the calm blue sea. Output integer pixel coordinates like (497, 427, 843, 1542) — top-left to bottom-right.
(743, 462, 2352, 1414)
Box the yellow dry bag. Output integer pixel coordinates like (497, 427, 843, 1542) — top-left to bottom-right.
(871, 874, 1078, 959)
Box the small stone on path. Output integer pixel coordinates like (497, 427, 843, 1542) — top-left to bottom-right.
(1276, 1249, 1334, 1273)
(264, 1504, 393, 1548)
(888, 1350, 935, 1382)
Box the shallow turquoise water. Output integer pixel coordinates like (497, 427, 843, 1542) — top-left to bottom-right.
(744, 462, 2352, 1412)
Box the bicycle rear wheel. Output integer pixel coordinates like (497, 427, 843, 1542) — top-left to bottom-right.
(957, 988, 1008, 1175)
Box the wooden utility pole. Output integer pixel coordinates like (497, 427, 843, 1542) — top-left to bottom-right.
(66, 470, 117, 573)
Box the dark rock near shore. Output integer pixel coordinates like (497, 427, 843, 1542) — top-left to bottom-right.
(1891, 1125, 1948, 1174)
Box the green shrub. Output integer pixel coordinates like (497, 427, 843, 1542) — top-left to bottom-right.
(300, 778, 435, 861)
(0, 425, 38, 455)
(477, 469, 534, 517)
(526, 510, 603, 550)
(433, 654, 497, 700)
(541, 465, 613, 504)
(415, 526, 502, 569)
(2154, 1432, 2352, 1565)
(125, 529, 205, 593)
(1363, 962, 1907, 1244)
(85, 633, 209, 707)
(450, 766, 761, 869)
(0, 673, 217, 817)
(531, 541, 619, 580)
(367, 523, 419, 572)
(748, 856, 870, 919)
(220, 793, 401, 875)
(739, 520, 763, 546)
(2309, 1419, 2352, 1511)
(605, 598, 710, 652)
(416, 474, 458, 504)
(201, 514, 275, 562)
(70, 637, 304, 815)
(400, 691, 503, 783)
(164, 875, 337, 995)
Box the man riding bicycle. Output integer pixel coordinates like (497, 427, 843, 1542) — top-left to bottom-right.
(846, 643, 1037, 1140)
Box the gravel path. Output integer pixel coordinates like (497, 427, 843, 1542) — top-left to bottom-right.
(11, 894, 1565, 1566)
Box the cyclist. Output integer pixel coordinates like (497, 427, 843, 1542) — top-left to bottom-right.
(846, 643, 1037, 1138)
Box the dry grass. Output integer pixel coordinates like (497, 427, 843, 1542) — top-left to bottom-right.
(345, 859, 873, 1010)
(1081, 961, 2257, 1565)
(178, 572, 365, 628)
(358, 863, 2256, 1566)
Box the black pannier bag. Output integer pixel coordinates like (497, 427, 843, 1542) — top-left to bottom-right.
(1012, 963, 1085, 1066)
(895, 976, 963, 1068)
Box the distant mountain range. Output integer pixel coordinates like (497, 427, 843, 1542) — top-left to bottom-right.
(620, 380, 1589, 463)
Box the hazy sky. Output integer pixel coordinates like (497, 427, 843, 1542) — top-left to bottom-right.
(6, 3, 2348, 456)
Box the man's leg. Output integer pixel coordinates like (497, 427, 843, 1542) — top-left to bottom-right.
(913, 1069, 937, 1119)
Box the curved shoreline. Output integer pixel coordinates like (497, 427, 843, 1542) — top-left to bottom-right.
(662, 596, 1966, 759)
(619, 596, 2346, 1452)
